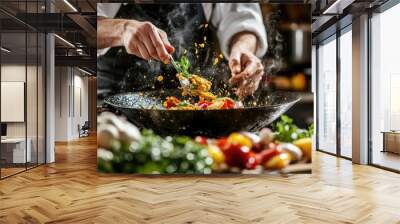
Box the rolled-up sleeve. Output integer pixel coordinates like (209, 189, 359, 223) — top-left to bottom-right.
(210, 3, 268, 58)
(97, 3, 121, 18)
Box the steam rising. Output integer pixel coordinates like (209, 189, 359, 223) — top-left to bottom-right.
(263, 10, 285, 77)
(166, 4, 199, 57)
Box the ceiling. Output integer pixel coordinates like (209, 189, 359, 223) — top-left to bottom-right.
(0, 0, 96, 73)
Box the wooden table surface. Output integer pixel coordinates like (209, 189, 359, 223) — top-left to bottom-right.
(0, 135, 399, 223)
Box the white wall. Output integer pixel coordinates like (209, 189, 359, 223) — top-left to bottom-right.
(54, 66, 89, 141)
(55, 66, 69, 141)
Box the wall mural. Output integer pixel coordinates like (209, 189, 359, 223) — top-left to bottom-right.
(96, 3, 313, 175)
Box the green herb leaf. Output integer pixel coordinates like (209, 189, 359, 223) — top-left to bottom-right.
(171, 55, 193, 78)
(180, 56, 190, 71)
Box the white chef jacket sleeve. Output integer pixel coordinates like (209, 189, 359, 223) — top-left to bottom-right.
(210, 3, 268, 59)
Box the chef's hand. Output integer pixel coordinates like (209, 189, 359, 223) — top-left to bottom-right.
(228, 32, 264, 99)
(122, 20, 175, 63)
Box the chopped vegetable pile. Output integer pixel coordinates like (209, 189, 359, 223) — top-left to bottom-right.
(165, 55, 241, 110)
(163, 96, 240, 110)
(97, 113, 313, 174)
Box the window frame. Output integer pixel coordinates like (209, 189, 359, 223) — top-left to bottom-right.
(315, 18, 353, 161)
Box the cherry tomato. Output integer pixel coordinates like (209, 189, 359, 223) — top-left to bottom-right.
(245, 152, 258, 169)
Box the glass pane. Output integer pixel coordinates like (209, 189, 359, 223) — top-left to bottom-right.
(339, 28, 352, 158)
(27, 31, 38, 169)
(1, 31, 27, 177)
(317, 37, 337, 154)
(371, 4, 400, 171)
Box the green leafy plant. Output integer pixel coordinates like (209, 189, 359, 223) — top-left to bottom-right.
(273, 115, 314, 142)
(172, 55, 192, 78)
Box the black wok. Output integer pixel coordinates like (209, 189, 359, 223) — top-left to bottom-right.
(104, 89, 300, 137)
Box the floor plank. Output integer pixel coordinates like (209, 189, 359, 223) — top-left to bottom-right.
(0, 135, 399, 224)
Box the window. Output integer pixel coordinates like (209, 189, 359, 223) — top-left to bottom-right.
(370, 2, 400, 171)
(0, 1, 46, 179)
(317, 36, 337, 154)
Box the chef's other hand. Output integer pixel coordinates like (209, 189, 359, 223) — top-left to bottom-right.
(228, 32, 264, 99)
(122, 20, 175, 63)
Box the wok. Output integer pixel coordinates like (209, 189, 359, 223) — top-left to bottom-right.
(105, 89, 300, 137)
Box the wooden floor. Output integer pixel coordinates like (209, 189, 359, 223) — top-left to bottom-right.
(1, 167, 26, 178)
(1, 163, 44, 178)
(372, 150, 400, 171)
(0, 136, 400, 224)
